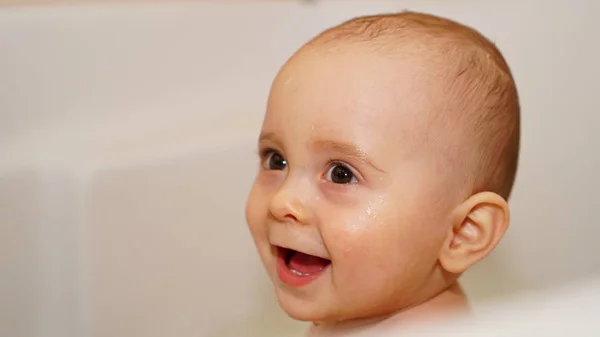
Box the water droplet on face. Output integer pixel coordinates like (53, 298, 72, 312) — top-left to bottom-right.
(347, 202, 379, 234)
(366, 205, 376, 218)
(284, 76, 295, 86)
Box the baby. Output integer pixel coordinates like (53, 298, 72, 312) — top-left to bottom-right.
(245, 11, 520, 336)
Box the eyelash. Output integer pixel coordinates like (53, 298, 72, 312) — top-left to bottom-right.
(259, 148, 278, 163)
(258, 147, 362, 184)
(258, 147, 282, 170)
(259, 148, 273, 159)
(326, 159, 356, 173)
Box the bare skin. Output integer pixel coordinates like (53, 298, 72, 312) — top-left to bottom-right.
(246, 41, 509, 336)
(307, 283, 470, 336)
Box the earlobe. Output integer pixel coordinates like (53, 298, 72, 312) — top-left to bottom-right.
(439, 192, 510, 274)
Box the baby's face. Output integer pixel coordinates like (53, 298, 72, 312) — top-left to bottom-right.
(246, 46, 461, 322)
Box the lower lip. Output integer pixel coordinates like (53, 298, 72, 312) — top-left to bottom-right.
(276, 250, 329, 288)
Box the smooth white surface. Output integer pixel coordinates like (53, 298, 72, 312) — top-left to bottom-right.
(398, 276, 600, 337)
(303, 276, 600, 337)
(1, 1, 599, 337)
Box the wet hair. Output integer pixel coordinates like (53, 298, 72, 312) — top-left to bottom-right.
(307, 11, 520, 200)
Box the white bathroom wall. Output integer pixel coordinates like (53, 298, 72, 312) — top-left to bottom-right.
(1, 1, 599, 337)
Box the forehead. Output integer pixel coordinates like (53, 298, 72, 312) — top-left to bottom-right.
(263, 47, 443, 154)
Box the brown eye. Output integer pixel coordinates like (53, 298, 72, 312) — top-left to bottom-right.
(263, 151, 287, 171)
(326, 164, 357, 184)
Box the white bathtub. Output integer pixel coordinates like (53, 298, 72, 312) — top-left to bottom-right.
(1, 1, 599, 337)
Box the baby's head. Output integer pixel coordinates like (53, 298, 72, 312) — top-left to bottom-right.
(246, 11, 520, 325)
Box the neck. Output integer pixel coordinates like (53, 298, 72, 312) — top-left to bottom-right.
(307, 283, 470, 337)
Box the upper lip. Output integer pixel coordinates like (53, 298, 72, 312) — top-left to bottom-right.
(272, 244, 331, 261)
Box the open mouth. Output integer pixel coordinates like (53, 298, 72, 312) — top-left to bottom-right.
(276, 247, 331, 287)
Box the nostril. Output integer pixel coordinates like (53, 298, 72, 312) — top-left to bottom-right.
(284, 214, 298, 222)
(269, 196, 308, 224)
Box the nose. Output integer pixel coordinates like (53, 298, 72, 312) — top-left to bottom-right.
(268, 177, 312, 225)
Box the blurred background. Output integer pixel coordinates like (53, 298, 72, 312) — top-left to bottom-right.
(0, 0, 599, 336)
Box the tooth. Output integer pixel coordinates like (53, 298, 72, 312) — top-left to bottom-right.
(290, 268, 309, 276)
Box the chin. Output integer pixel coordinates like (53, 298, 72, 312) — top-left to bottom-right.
(274, 288, 334, 322)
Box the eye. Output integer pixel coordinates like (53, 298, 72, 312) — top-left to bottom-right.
(325, 163, 357, 184)
(262, 150, 287, 171)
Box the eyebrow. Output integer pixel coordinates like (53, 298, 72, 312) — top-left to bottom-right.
(312, 140, 386, 173)
(258, 132, 276, 144)
(258, 132, 386, 173)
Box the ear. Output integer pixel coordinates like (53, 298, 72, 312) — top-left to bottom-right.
(438, 192, 510, 274)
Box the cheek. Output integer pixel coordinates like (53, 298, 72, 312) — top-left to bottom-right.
(321, 198, 446, 284)
(319, 202, 391, 271)
(245, 177, 274, 237)
(325, 221, 409, 306)
(245, 182, 277, 269)
(246, 171, 283, 211)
